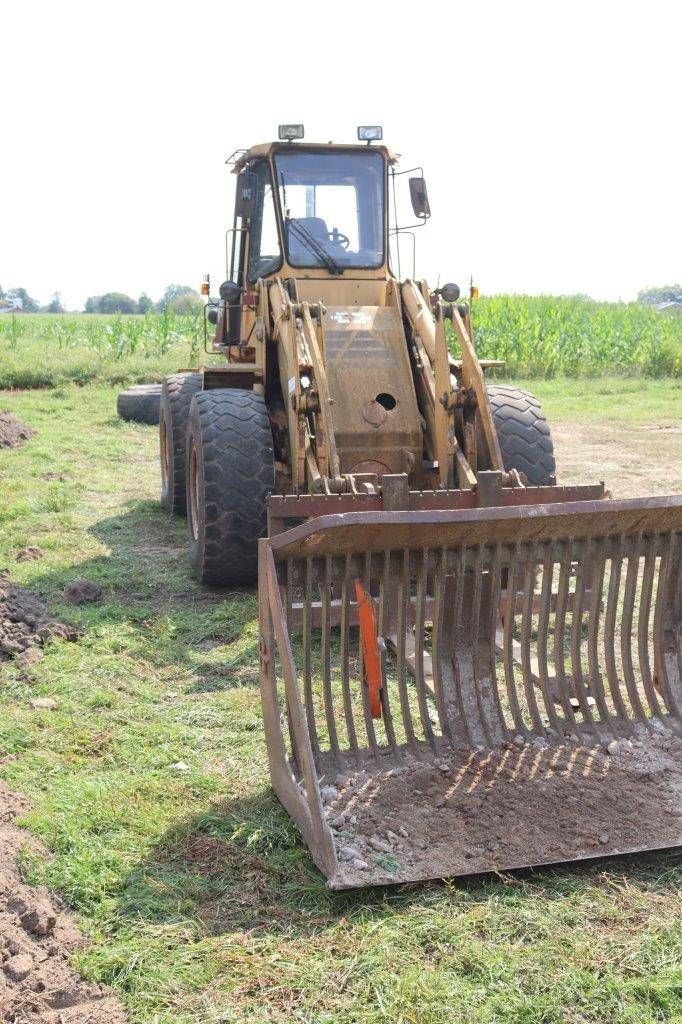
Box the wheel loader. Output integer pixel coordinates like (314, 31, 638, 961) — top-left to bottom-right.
(160, 125, 681, 888)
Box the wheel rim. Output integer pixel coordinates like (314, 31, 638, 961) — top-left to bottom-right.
(188, 441, 200, 542)
(160, 413, 171, 494)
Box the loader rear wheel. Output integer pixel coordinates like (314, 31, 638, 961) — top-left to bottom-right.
(186, 389, 275, 586)
(160, 373, 202, 515)
(487, 385, 556, 486)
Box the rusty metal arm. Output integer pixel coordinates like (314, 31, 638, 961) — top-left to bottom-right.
(449, 304, 504, 473)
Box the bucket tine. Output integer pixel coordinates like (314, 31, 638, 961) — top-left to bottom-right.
(637, 540, 663, 719)
(431, 547, 454, 743)
(471, 544, 503, 745)
(536, 543, 563, 734)
(586, 538, 613, 729)
(553, 541, 579, 730)
(485, 543, 510, 741)
(377, 551, 399, 753)
(321, 555, 341, 762)
(604, 541, 629, 721)
(569, 545, 603, 739)
(339, 554, 361, 763)
(358, 553, 381, 759)
(395, 548, 419, 754)
(653, 532, 681, 717)
(451, 546, 478, 745)
(620, 536, 647, 724)
(302, 556, 320, 757)
(502, 544, 527, 737)
(414, 548, 437, 750)
(520, 548, 546, 737)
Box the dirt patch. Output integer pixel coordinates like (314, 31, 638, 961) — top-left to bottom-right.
(553, 421, 682, 498)
(0, 573, 80, 661)
(0, 414, 34, 450)
(63, 580, 102, 605)
(16, 548, 44, 563)
(0, 782, 128, 1022)
(319, 730, 682, 888)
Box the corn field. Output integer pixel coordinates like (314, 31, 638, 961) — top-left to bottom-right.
(0, 310, 203, 360)
(0, 311, 207, 389)
(0, 297, 679, 390)
(465, 295, 681, 378)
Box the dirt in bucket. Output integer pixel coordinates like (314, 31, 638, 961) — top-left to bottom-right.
(319, 728, 682, 888)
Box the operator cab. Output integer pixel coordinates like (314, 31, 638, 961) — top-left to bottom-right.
(239, 144, 388, 284)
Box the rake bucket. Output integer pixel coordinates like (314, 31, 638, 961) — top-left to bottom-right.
(258, 496, 682, 888)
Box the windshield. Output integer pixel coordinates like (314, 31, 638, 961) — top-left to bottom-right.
(274, 149, 385, 271)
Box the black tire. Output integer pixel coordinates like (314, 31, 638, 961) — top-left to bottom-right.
(186, 389, 274, 585)
(160, 373, 202, 514)
(486, 385, 556, 486)
(116, 384, 162, 425)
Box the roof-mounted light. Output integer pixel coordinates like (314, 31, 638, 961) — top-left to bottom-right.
(357, 125, 383, 142)
(278, 124, 304, 141)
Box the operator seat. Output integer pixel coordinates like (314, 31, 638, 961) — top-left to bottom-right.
(288, 216, 346, 262)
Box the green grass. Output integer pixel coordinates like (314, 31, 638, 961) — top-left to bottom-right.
(514, 376, 682, 424)
(0, 377, 680, 1023)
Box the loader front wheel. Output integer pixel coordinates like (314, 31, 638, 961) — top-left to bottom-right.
(160, 373, 202, 514)
(487, 385, 556, 486)
(186, 389, 275, 586)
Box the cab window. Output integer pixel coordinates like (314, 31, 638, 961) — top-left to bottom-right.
(247, 160, 282, 283)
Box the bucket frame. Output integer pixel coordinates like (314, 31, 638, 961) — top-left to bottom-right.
(259, 495, 682, 888)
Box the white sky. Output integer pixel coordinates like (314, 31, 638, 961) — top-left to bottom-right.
(1, 0, 680, 310)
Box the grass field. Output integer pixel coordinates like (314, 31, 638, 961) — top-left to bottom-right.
(0, 368, 680, 1022)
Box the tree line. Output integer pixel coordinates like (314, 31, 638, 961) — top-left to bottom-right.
(0, 287, 65, 313)
(0, 284, 202, 315)
(637, 285, 682, 306)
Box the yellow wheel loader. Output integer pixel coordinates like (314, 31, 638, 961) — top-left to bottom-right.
(160, 125, 681, 888)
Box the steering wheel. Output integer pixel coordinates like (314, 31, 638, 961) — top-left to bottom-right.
(328, 229, 350, 250)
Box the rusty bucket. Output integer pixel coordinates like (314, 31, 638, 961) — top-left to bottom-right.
(258, 496, 682, 888)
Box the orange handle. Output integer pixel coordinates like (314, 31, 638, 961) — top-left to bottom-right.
(354, 580, 382, 719)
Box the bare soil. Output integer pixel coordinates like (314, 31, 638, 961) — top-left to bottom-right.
(0, 414, 34, 450)
(552, 421, 682, 498)
(324, 729, 682, 888)
(0, 783, 127, 1023)
(0, 573, 80, 661)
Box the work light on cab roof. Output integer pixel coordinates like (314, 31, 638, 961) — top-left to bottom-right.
(159, 127, 682, 892)
(278, 124, 304, 141)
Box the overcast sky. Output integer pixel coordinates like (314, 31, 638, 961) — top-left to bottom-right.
(1, 0, 680, 310)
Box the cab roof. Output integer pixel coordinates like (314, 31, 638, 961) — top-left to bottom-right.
(231, 141, 396, 173)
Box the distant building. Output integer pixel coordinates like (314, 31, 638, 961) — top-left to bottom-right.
(655, 300, 682, 313)
(0, 293, 25, 313)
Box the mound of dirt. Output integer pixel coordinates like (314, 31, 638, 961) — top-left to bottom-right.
(0, 783, 127, 1022)
(63, 580, 102, 605)
(0, 573, 80, 661)
(0, 413, 34, 450)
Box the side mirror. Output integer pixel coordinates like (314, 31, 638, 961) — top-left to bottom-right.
(409, 176, 431, 219)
